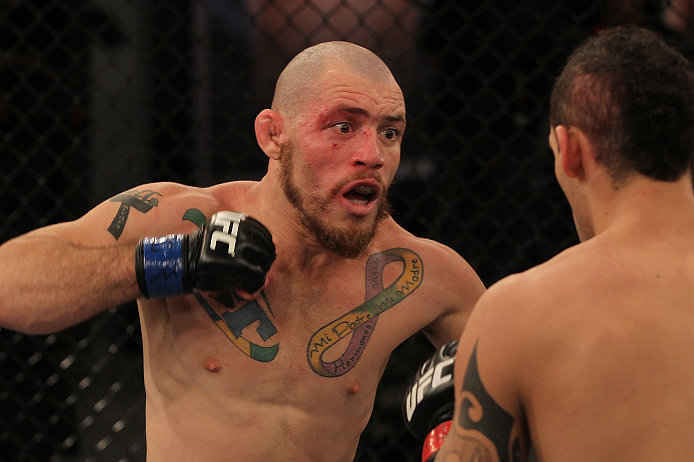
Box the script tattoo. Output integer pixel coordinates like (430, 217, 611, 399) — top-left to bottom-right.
(183, 208, 280, 362)
(455, 343, 521, 462)
(307, 248, 423, 377)
(108, 189, 162, 240)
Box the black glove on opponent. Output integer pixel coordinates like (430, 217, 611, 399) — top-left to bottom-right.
(403, 340, 457, 462)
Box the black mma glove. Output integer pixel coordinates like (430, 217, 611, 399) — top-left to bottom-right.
(403, 340, 457, 462)
(135, 211, 275, 298)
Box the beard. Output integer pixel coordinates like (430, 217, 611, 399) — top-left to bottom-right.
(278, 141, 392, 259)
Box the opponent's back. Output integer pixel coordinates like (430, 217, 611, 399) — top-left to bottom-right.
(520, 224, 694, 461)
(436, 27, 694, 462)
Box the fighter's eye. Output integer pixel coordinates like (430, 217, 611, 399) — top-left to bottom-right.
(382, 128, 399, 140)
(336, 123, 351, 134)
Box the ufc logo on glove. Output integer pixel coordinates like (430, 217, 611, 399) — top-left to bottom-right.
(210, 211, 248, 257)
(135, 210, 275, 298)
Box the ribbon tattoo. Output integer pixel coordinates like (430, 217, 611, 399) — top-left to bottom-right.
(307, 248, 423, 377)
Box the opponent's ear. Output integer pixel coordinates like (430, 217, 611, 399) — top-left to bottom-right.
(255, 109, 283, 160)
(555, 125, 585, 180)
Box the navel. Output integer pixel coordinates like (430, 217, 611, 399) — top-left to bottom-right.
(203, 356, 222, 373)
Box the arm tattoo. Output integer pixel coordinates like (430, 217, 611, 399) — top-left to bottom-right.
(449, 342, 520, 462)
(182, 208, 206, 228)
(108, 189, 161, 240)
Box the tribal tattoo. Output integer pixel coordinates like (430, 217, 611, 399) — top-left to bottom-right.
(446, 342, 521, 462)
(108, 189, 162, 240)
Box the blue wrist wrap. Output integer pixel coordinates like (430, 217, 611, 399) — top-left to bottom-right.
(140, 234, 186, 297)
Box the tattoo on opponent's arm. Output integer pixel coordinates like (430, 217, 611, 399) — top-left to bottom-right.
(437, 343, 521, 462)
(108, 189, 162, 240)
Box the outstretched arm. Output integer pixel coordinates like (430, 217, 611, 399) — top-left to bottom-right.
(0, 183, 215, 334)
(0, 229, 140, 333)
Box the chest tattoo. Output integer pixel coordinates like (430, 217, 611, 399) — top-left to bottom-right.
(307, 248, 423, 377)
(185, 208, 280, 362)
(195, 291, 280, 362)
(185, 209, 423, 372)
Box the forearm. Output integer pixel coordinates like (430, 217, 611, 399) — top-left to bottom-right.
(0, 235, 141, 334)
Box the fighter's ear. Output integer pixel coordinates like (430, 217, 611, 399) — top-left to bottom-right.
(555, 125, 585, 180)
(255, 109, 283, 160)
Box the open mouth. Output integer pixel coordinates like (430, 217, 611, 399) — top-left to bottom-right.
(344, 184, 377, 206)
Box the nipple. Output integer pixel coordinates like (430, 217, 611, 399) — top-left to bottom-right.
(347, 379, 360, 395)
(203, 357, 222, 373)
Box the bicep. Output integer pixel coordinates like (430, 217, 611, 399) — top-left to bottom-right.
(437, 288, 530, 462)
(38, 182, 219, 246)
(422, 254, 486, 348)
(437, 338, 528, 462)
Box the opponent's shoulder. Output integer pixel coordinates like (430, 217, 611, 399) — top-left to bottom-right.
(470, 243, 593, 338)
(477, 254, 563, 311)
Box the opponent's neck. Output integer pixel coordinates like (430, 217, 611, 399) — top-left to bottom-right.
(591, 174, 694, 239)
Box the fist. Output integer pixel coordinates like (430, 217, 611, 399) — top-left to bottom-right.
(189, 211, 275, 294)
(136, 211, 275, 298)
(403, 341, 457, 441)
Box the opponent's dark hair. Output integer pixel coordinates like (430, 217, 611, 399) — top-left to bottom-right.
(550, 26, 694, 183)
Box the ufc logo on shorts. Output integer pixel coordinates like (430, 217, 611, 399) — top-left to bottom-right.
(210, 212, 248, 257)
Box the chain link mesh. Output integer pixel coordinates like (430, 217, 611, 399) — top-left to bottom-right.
(1, 1, 690, 460)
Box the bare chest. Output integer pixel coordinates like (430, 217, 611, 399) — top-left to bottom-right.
(158, 247, 427, 380)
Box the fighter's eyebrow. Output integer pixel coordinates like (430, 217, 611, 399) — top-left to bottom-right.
(383, 114, 406, 125)
(332, 105, 405, 125)
(332, 105, 369, 117)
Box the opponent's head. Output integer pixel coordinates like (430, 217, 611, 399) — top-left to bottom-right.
(256, 41, 405, 258)
(550, 26, 694, 186)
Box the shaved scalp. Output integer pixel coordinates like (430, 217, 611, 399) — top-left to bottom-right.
(272, 41, 396, 117)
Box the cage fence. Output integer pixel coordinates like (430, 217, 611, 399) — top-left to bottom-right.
(1, 1, 691, 461)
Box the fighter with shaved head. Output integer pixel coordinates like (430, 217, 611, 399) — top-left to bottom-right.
(0, 41, 485, 462)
